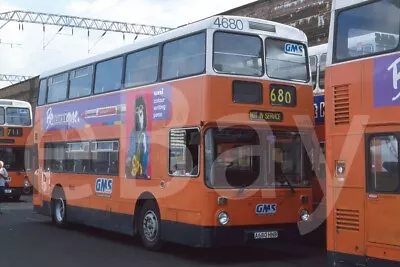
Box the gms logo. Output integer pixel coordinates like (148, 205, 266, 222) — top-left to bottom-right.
(256, 204, 277, 215)
(95, 178, 113, 197)
(284, 43, 304, 56)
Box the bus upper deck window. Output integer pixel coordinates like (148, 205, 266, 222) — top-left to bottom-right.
(213, 32, 263, 77)
(335, 0, 400, 62)
(265, 39, 308, 82)
(0, 108, 4, 125)
(309, 55, 317, 90)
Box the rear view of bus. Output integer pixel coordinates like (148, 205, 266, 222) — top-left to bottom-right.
(326, 0, 400, 265)
(0, 99, 33, 201)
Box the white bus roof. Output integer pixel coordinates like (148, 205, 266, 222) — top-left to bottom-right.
(0, 99, 32, 109)
(309, 43, 328, 57)
(39, 15, 308, 79)
(332, 0, 368, 10)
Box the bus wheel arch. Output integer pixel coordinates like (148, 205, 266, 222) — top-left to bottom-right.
(51, 185, 68, 227)
(134, 192, 163, 251)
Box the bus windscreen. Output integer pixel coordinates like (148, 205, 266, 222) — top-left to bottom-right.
(213, 32, 264, 77)
(205, 128, 312, 189)
(6, 107, 31, 126)
(266, 39, 309, 82)
(0, 147, 28, 171)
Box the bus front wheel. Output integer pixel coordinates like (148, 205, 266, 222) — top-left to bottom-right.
(138, 200, 163, 251)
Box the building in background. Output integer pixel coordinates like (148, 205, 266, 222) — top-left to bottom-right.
(219, 0, 331, 46)
(0, 77, 39, 117)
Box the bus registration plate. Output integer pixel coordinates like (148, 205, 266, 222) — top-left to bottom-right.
(254, 231, 278, 240)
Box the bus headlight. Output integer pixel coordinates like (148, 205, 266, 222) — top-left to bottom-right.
(300, 209, 310, 222)
(217, 211, 230, 225)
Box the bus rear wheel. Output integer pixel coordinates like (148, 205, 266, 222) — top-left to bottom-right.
(138, 200, 163, 251)
(51, 187, 68, 227)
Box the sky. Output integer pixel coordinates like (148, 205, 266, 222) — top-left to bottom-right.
(0, 0, 256, 88)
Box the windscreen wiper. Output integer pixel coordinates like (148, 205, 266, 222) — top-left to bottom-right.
(283, 177, 296, 195)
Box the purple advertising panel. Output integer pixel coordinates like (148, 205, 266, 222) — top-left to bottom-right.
(374, 53, 400, 108)
(43, 93, 126, 131)
(152, 85, 172, 121)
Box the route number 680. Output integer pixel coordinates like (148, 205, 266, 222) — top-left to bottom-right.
(214, 17, 244, 30)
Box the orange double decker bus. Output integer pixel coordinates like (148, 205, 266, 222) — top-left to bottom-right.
(32, 15, 316, 250)
(325, 0, 400, 266)
(0, 99, 33, 201)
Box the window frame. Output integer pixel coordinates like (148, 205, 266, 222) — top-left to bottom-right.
(318, 53, 327, 90)
(5, 107, 32, 126)
(0, 146, 28, 171)
(90, 139, 120, 176)
(44, 142, 66, 173)
(64, 141, 90, 174)
(160, 30, 207, 82)
(93, 55, 124, 95)
(68, 64, 95, 100)
(267, 130, 312, 186)
(37, 78, 48, 106)
(43, 139, 120, 176)
(47, 72, 69, 104)
(265, 37, 310, 83)
(168, 127, 200, 178)
(203, 126, 264, 189)
(309, 54, 318, 91)
(333, 0, 400, 64)
(366, 132, 400, 194)
(212, 30, 265, 78)
(124, 45, 161, 89)
(0, 107, 5, 125)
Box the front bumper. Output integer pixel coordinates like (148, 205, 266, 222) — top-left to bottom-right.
(161, 221, 302, 248)
(3, 186, 33, 196)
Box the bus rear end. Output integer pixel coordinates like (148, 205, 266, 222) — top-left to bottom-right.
(0, 99, 33, 201)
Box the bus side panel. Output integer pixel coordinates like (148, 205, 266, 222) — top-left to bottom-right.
(333, 186, 365, 256)
(361, 53, 400, 124)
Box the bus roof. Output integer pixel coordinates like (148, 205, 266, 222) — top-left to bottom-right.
(332, 0, 368, 10)
(309, 43, 328, 57)
(39, 15, 308, 79)
(0, 99, 32, 109)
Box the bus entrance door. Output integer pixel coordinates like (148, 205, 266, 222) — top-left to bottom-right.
(366, 134, 400, 250)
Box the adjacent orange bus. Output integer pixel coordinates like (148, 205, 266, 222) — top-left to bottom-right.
(0, 99, 33, 201)
(326, 0, 400, 266)
(32, 15, 315, 250)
